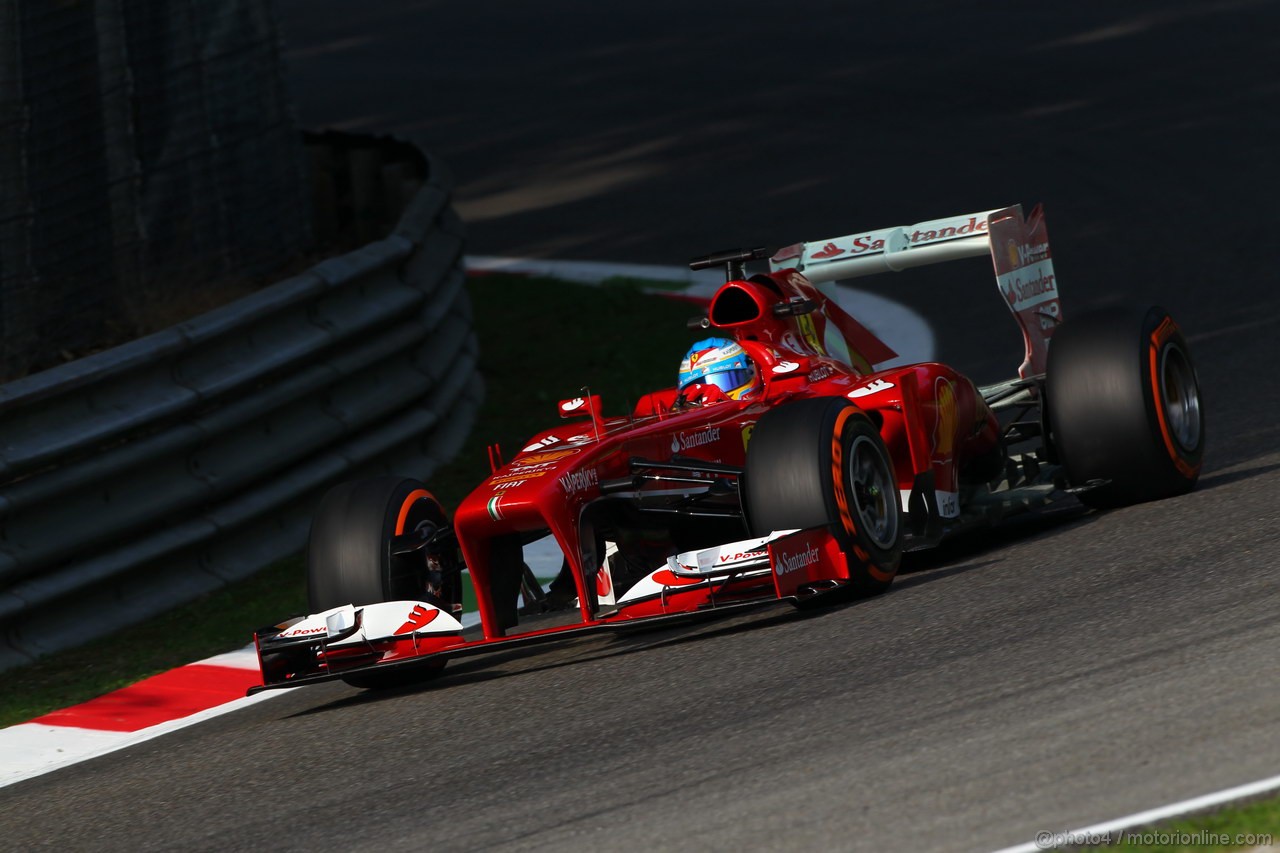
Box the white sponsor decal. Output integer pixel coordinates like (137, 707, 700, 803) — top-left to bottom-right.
(558, 468, 599, 495)
(1037, 300, 1062, 330)
(492, 479, 524, 491)
(937, 490, 960, 518)
(561, 397, 587, 412)
(1017, 240, 1050, 266)
(806, 215, 990, 264)
(675, 426, 722, 452)
(677, 531, 801, 573)
(772, 360, 800, 374)
(718, 549, 767, 564)
(848, 378, 895, 399)
(776, 544, 821, 575)
(807, 365, 836, 383)
(998, 258, 1058, 310)
(522, 436, 560, 452)
(279, 625, 326, 638)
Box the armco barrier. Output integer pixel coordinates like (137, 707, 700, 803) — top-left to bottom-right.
(0, 143, 480, 671)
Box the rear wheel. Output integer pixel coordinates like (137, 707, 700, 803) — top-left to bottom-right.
(1046, 305, 1203, 508)
(308, 476, 450, 688)
(745, 397, 902, 597)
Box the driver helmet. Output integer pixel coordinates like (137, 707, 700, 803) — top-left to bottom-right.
(677, 337, 760, 400)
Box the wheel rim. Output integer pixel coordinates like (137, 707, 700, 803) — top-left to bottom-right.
(1159, 343, 1201, 452)
(388, 495, 440, 597)
(847, 434, 898, 550)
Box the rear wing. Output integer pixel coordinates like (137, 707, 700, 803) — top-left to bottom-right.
(770, 204, 1062, 378)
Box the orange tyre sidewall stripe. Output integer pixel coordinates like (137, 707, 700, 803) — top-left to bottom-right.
(831, 407, 858, 539)
(866, 562, 895, 583)
(396, 489, 438, 535)
(832, 407, 897, 582)
(1148, 319, 1200, 480)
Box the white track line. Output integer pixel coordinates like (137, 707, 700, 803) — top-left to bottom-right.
(0, 647, 282, 789)
(0, 693, 285, 790)
(991, 772, 1280, 852)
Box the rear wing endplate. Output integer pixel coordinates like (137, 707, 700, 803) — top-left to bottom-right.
(770, 205, 1062, 378)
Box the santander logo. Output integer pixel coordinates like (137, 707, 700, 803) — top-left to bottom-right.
(674, 426, 721, 452)
(776, 544, 821, 575)
(1000, 263, 1057, 309)
(816, 217, 992, 261)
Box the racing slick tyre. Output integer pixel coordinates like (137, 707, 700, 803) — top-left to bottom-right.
(1046, 305, 1203, 509)
(744, 397, 902, 598)
(308, 476, 449, 688)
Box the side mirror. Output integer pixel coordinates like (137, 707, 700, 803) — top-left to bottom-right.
(688, 246, 771, 283)
(772, 297, 817, 318)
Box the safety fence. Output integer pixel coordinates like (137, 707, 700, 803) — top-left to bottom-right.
(0, 138, 480, 671)
(0, 0, 311, 380)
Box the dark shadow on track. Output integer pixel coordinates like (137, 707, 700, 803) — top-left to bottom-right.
(1196, 461, 1280, 491)
(283, 608, 805, 717)
(900, 502, 1093, 574)
(893, 559, 1003, 591)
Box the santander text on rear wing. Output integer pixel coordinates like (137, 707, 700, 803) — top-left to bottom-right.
(769, 205, 1062, 378)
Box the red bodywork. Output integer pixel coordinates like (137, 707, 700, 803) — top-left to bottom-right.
(250, 205, 1063, 692)
(452, 268, 999, 641)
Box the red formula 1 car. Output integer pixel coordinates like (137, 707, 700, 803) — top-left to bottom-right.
(251, 204, 1204, 691)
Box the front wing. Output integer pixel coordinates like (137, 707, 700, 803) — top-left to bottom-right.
(250, 528, 856, 693)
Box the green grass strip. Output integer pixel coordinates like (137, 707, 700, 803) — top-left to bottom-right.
(598, 275, 692, 291)
(1072, 793, 1280, 851)
(0, 555, 308, 729)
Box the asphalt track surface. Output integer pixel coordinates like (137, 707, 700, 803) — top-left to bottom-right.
(4, 3, 1278, 851)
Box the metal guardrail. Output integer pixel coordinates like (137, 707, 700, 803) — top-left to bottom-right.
(0, 145, 481, 671)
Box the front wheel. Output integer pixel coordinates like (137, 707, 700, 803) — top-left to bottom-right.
(307, 476, 450, 688)
(744, 397, 902, 597)
(1046, 305, 1204, 508)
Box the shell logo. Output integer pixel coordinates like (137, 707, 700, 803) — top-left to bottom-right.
(932, 378, 957, 461)
(395, 604, 439, 634)
(515, 449, 577, 466)
(796, 314, 826, 355)
(1006, 238, 1020, 270)
(652, 569, 703, 587)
